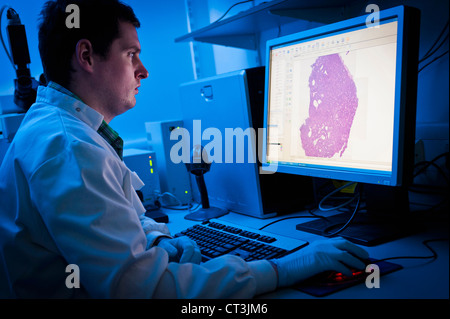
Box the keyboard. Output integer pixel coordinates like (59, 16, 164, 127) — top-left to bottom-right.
(174, 219, 308, 262)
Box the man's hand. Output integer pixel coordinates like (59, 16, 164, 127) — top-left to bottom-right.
(272, 237, 369, 287)
(157, 236, 202, 264)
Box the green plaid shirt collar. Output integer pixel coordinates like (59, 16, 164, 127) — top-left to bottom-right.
(97, 121, 124, 160)
(48, 81, 124, 160)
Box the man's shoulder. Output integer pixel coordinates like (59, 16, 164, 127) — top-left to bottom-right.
(23, 102, 103, 144)
(11, 103, 111, 172)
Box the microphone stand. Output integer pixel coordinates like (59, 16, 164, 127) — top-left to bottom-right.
(185, 146, 228, 221)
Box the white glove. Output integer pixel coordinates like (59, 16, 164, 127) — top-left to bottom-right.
(271, 237, 369, 287)
(157, 236, 202, 264)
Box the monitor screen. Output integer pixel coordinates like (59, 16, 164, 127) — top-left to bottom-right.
(262, 6, 418, 187)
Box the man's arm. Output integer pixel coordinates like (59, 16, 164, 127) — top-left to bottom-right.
(30, 139, 276, 298)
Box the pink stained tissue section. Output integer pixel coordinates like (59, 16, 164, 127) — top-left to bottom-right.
(300, 53, 358, 158)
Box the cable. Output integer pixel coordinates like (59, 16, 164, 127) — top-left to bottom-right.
(417, 19, 449, 73)
(262, 187, 362, 237)
(156, 192, 192, 210)
(211, 0, 253, 24)
(419, 33, 448, 64)
(415, 160, 450, 187)
(413, 152, 450, 186)
(376, 238, 448, 263)
(419, 20, 449, 63)
(414, 152, 448, 175)
(318, 181, 358, 212)
(258, 183, 361, 233)
(321, 190, 361, 237)
(258, 214, 323, 231)
(306, 207, 331, 220)
(418, 50, 449, 73)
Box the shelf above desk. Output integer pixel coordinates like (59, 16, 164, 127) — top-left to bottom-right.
(175, 0, 361, 49)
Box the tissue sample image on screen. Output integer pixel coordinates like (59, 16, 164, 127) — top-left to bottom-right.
(299, 53, 358, 158)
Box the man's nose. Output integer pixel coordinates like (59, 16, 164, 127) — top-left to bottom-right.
(137, 60, 149, 80)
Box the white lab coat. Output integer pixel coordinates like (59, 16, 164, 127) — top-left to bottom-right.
(0, 86, 277, 298)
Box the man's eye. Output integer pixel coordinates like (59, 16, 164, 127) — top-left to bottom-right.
(128, 52, 136, 58)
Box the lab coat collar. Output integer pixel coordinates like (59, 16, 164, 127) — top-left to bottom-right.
(35, 85, 104, 132)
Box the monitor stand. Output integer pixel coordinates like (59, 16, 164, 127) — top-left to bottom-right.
(296, 184, 420, 246)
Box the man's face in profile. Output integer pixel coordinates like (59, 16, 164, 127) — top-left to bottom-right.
(91, 21, 148, 120)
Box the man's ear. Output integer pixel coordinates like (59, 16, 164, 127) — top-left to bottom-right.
(74, 39, 95, 73)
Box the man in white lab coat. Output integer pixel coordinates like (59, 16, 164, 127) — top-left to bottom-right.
(0, 0, 368, 298)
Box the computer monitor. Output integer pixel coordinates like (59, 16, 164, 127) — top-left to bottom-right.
(262, 6, 420, 246)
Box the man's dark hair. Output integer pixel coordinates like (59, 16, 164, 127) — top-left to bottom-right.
(38, 0, 140, 88)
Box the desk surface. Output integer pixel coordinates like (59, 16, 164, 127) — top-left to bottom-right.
(163, 207, 449, 299)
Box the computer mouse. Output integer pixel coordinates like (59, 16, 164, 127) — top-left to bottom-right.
(310, 258, 374, 286)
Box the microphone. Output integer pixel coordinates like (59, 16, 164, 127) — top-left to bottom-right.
(185, 145, 227, 221)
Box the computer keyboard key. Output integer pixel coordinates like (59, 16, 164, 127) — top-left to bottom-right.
(240, 231, 260, 239)
(258, 235, 277, 243)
